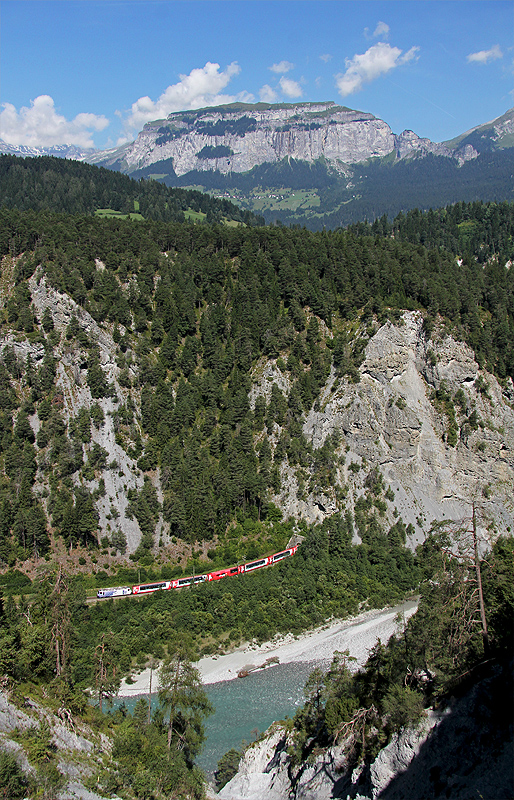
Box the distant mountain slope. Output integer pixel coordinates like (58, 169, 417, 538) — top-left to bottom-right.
(86, 102, 513, 230)
(0, 140, 95, 160)
(444, 107, 514, 152)
(0, 154, 264, 225)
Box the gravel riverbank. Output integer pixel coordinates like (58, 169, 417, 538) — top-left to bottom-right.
(118, 599, 418, 695)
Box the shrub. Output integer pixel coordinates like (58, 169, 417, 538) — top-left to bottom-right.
(0, 750, 28, 799)
(381, 685, 425, 732)
(215, 748, 241, 789)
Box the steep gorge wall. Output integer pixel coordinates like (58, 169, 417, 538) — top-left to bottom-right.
(3, 264, 513, 555)
(252, 312, 514, 544)
(218, 660, 513, 800)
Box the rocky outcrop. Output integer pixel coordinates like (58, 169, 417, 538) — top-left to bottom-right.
(219, 661, 513, 800)
(22, 268, 146, 552)
(252, 312, 514, 544)
(393, 130, 478, 164)
(0, 689, 116, 800)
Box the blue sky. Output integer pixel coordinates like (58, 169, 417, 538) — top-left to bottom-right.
(1, 0, 512, 150)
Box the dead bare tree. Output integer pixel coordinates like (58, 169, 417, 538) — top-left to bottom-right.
(422, 499, 495, 664)
(50, 565, 71, 679)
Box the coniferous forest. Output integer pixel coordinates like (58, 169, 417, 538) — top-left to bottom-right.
(0, 155, 513, 799)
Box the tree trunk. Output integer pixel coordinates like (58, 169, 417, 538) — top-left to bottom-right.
(472, 502, 489, 652)
(148, 663, 153, 726)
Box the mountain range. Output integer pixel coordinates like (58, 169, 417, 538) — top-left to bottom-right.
(2, 102, 513, 228)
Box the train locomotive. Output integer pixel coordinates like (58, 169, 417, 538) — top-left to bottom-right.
(97, 545, 298, 599)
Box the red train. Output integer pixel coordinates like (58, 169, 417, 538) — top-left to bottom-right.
(97, 545, 298, 599)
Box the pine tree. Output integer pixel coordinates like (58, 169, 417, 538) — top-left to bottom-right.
(158, 635, 213, 760)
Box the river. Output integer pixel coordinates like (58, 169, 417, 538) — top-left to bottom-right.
(116, 599, 418, 779)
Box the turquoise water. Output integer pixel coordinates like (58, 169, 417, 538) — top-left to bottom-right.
(197, 660, 318, 777)
(113, 659, 317, 778)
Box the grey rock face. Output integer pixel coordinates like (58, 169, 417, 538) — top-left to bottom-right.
(92, 102, 488, 178)
(0, 690, 116, 800)
(26, 268, 145, 553)
(252, 312, 514, 542)
(94, 103, 404, 176)
(217, 726, 292, 800)
(394, 130, 478, 163)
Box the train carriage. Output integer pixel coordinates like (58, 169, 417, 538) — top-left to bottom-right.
(271, 546, 298, 562)
(207, 566, 241, 581)
(173, 574, 208, 589)
(132, 581, 172, 595)
(242, 556, 271, 572)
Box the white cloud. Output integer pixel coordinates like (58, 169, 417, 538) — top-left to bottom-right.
(269, 60, 295, 74)
(125, 62, 242, 131)
(320, 54, 332, 63)
(335, 42, 419, 97)
(467, 45, 503, 64)
(373, 21, 390, 39)
(0, 95, 109, 148)
(279, 76, 303, 99)
(259, 84, 279, 103)
(364, 21, 390, 40)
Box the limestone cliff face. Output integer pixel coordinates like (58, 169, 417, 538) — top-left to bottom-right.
(251, 312, 514, 546)
(106, 103, 394, 176)
(21, 267, 147, 553)
(0, 689, 114, 800)
(394, 130, 478, 164)
(95, 102, 475, 177)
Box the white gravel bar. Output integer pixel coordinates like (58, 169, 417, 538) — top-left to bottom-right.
(119, 599, 418, 695)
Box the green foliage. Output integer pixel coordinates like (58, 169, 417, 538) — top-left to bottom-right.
(158, 633, 213, 759)
(197, 145, 234, 160)
(0, 750, 28, 799)
(215, 748, 241, 789)
(290, 527, 512, 772)
(381, 684, 425, 732)
(0, 153, 264, 226)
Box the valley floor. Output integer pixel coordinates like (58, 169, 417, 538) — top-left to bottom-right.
(118, 599, 418, 695)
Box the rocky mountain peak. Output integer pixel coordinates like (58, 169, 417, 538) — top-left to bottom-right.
(89, 101, 498, 178)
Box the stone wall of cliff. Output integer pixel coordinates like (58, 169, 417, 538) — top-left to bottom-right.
(100, 102, 477, 177)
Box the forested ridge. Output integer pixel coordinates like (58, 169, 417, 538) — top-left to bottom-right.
(150, 149, 514, 230)
(0, 198, 513, 564)
(271, 150, 514, 229)
(0, 154, 265, 226)
(0, 157, 513, 798)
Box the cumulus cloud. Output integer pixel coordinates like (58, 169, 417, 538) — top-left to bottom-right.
(0, 95, 109, 148)
(335, 42, 419, 97)
(259, 84, 279, 103)
(279, 76, 303, 98)
(269, 60, 295, 74)
(125, 62, 242, 131)
(467, 45, 503, 64)
(320, 54, 332, 63)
